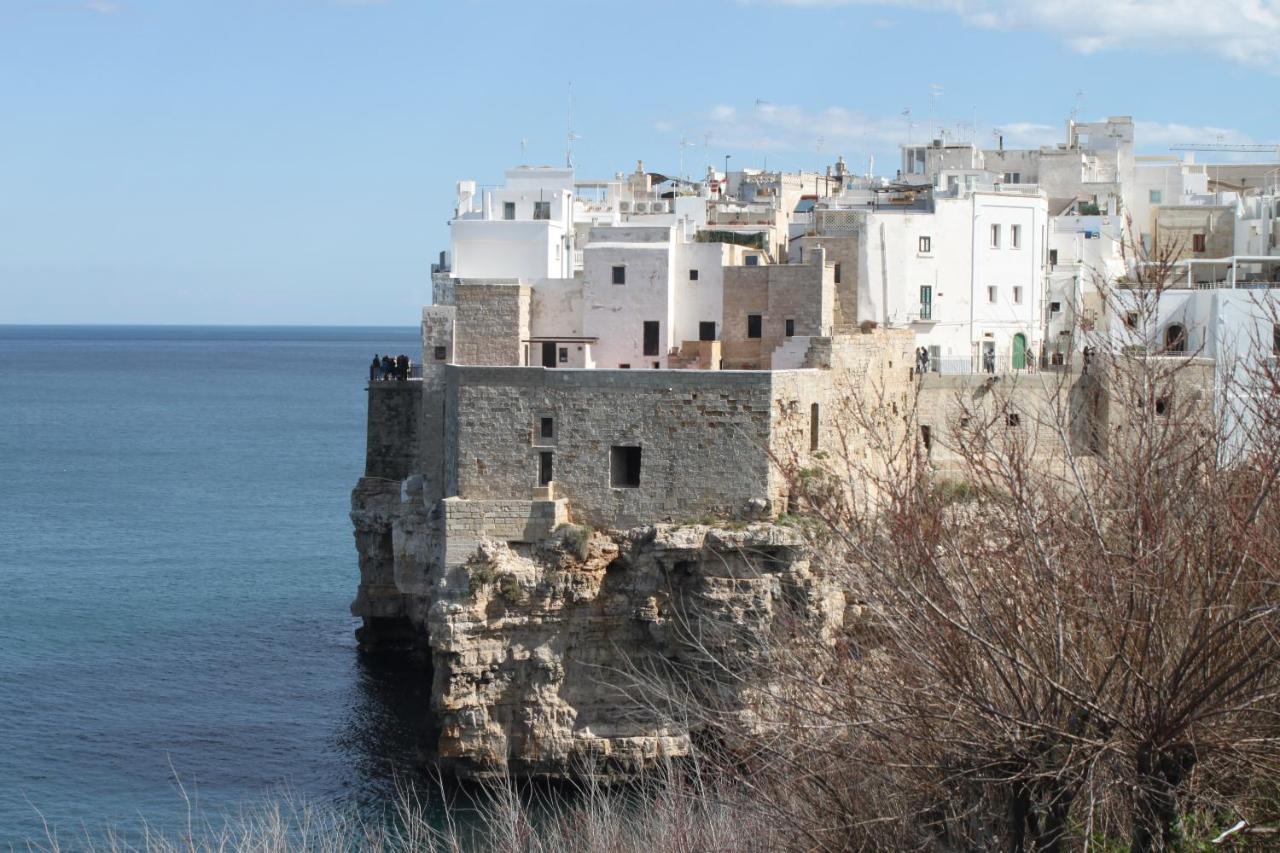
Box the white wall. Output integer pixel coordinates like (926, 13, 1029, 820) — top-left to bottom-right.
(582, 226, 675, 368)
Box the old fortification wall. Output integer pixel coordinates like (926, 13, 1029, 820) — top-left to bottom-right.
(445, 366, 777, 528)
(365, 381, 423, 481)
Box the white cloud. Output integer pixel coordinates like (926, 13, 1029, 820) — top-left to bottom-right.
(749, 0, 1280, 70)
(678, 101, 1258, 168)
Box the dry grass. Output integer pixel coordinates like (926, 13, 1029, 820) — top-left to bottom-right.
(23, 765, 774, 853)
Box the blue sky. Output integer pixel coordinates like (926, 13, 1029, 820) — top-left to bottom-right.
(3, 0, 1278, 325)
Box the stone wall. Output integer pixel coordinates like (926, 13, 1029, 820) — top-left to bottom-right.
(365, 381, 422, 481)
(454, 282, 530, 366)
(441, 497, 569, 570)
(721, 251, 835, 369)
(445, 367, 776, 528)
(791, 234, 860, 326)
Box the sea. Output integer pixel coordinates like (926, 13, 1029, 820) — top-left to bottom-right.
(0, 325, 432, 846)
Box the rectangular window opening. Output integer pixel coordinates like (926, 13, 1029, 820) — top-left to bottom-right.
(987, 285, 998, 303)
(503, 201, 515, 221)
(689, 268, 699, 281)
(558, 347, 568, 363)
(434, 345, 447, 361)
(809, 403, 820, 452)
(990, 224, 1001, 248)
(540, 417, 554, 439)
(1013, 286, 1024, 305)
(747, 314, 763, 339)
(745, 255, 759, 266)
(833, 263, 842, 284)
(1192, 233, 1207, 253)
(643, 321, 660, 356)
(699, 321, 716, 342)
(610, 446, 642, 488)
(612, 265, 626, 285)
(533, 200, 551, 220)
(921, 425, 932, 453)
(1011, 224, 1022, 249)
(538, 451, 553, 486)
(919, 235, 932, 253)
(785, 318, 795, 337)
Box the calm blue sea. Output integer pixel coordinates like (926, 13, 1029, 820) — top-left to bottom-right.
(0, 326, 429, 845)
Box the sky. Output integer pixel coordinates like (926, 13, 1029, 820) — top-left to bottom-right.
(2, 0, 1279, 326)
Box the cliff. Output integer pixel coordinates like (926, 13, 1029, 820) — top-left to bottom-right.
(351, 478, 844, 780)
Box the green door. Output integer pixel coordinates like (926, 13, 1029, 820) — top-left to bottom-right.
(1012, 333, 1027, 370)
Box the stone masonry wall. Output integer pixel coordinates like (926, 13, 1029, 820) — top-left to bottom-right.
(365, 381, 423, 481)
(445, 367, 776, 529)
(454, 283, 531, 366)
(722, 251, 835, 369)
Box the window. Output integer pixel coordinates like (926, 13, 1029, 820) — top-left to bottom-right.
(920, 425, 932, 453)
(990, 224, 1001, 248)
(1192, 233, 1207, 253)
(652, 362, 659, 369)
(1013, 286, 1023, 304)
(689, 269, 699, 281)
(747, 314, 763, 339)
(919, 235, 932, 253)
(1003, 172, 1021, 184)
(612, 265, 626, 285)
(558, 347, 568, 364)
(745, 255, 759, 266)
(809, 403, 819, 452)
(619, 363, 631, 369)
(919, 285, 932, 320)
(785, 319, 795, 337)
(1049, 249, 1058, 265)
(1005, 411, 1021, 428)
(987, 286, 998, 303)
(540, 417, 554, 439)
(1125, 312, 1139, 329)
(834, 263, 842, 283)
(610, 446, 642, 488)
(1155, 397, 1170, 417)
(433, 345, 447, 361)
(1049, 301, 1061, 314)
(538, 451, 553, 486)
(1011, 224, 1022, 249)
(643, 321, 660, 356)
(699, 321, 716, 342)
(503, 202, 516, 220)
(1149, 189, 1162, 204)
(533, 200, 550, 220)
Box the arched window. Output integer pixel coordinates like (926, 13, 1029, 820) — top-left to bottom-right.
(1164, 323, 1187, 354)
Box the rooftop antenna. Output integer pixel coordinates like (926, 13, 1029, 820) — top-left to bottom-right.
(902, 108, 913, 145)
(520, 137, 527, 165)
(1070, 89, 1084, 124)
(928, 83, 943, 139)
(678, 135, 696, 181)
(565, 82, 581, 169)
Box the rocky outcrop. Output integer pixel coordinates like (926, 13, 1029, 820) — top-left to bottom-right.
(352, 485, 843, 780)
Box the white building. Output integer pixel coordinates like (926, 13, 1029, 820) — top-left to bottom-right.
(450, 167, 576, 280)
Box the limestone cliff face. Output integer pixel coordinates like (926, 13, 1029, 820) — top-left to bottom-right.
(351, 483, 843, 780)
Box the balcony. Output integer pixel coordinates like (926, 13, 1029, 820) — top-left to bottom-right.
(907, 303, 936, 323)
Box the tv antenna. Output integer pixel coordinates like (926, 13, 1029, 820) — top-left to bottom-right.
(678, 136, 696, 180)
(565, 82, 581, 168)
(928, 83, 943, 139)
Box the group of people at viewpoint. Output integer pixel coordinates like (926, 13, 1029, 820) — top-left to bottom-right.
(370, 354, 413, 381)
